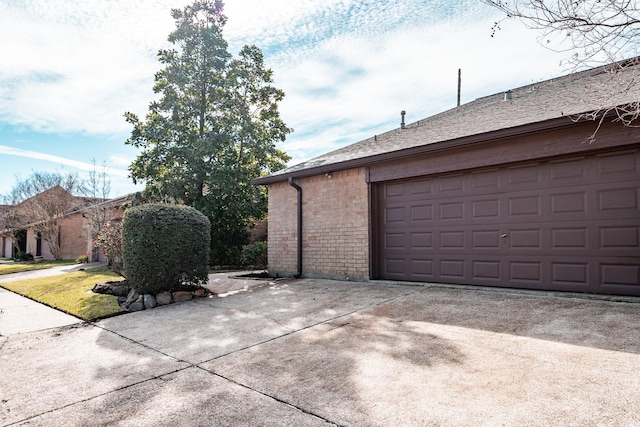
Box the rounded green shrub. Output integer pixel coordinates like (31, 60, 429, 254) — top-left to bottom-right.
(241, 241, 268, 268)
(122, 203, 211, 294)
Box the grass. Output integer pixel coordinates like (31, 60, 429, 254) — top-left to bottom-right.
(0, 266, 125, 321)
(0, 259, 77, 275)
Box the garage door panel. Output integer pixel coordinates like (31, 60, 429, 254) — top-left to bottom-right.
(384, 206, 405, 223)
(439, 202, 465, 220)
(472, 261, 501, 280)
(550, 156, 587, 181)
(596, 149, 639, 176)
(440, 259, 466, 279)
(411, 259, 434, 279)
(509, 261, 542, 283)
(410, 204, 433, 221)
(472, 230, 500, 248)
(471, 168, 500, 189)
(384, 233, 406, 249)
(551, 262, 590, 285)
(410, 178, 432, 194)
(507, 163, 542, 185)
(600, 263, 640, 286)
(472, 199, 500, 218)
(551, 228, 588, 249)
(439, 174, 465, 192)
(378, 147, 640, 296)
(385, 258, 406, 276)
(600, 225, 639, 248)
(509, 195, 541, 216)
(411, 232, 433, 249)
(550, 192, 587, 214)
(440, 231, 465, 249)
(598, 187, 638, 211)
(509, 229, 542, 249)
(384, 182, 405, 198)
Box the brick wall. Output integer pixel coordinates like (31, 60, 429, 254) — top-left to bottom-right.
(59, 212, 90, 260)
(267, 167, 369, 280)
(27, 212, 98, 260)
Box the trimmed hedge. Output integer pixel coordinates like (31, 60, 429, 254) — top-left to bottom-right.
(122, 203, 211, 294)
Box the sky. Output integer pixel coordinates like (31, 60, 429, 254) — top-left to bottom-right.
(0, 0, 570, 198)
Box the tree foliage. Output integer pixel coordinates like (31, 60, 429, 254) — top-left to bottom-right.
(125, 0, 291, 264)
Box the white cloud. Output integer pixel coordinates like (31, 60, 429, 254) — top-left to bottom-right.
(0, 0, 571, 170)
(0, 0, 180, 135)
(268, 5, 567, 164)
(0, 145, 129, 177)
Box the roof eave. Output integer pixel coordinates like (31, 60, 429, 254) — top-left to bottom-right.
(253, 115, 577, 185)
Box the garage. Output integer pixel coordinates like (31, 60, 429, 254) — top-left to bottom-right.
(258, 59, 640, 297)
(377, 146, 640, 296)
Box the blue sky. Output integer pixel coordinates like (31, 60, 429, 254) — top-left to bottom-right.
(0, 0, 567, 198)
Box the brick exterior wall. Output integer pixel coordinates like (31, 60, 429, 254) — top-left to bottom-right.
(22, 206, 125, 261)
(267, 167, 369, 280)
(59, 212, 90, 260)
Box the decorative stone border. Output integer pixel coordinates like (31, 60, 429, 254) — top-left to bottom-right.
(122, 288, 209, 312)
(92, 281, 210, 312)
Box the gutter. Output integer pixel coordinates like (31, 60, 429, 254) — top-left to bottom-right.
(288, 177, 303, 278)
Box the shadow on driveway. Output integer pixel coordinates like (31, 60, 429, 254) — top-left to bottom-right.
(3, 279, 639, 426)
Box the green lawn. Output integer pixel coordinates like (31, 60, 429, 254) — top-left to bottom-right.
(0, 259, 77, 275)
(1, 267, 126, 321)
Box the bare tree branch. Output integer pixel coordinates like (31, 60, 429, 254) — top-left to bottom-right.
(482, 0, 640, 136)
(7, 172, 81, 259)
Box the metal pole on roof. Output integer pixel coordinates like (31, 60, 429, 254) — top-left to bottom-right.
(457, 68, 461, 107)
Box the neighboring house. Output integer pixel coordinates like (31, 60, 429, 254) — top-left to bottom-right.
(0, 204, 15, 258)
(0, 189, 128, 261)
(255, 59, 640, 297)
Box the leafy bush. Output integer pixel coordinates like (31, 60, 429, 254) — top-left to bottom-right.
(241, 241, 267, 268)
(76, 255, 89, 264)
(94, 221, 123, 276)
(14, 252, 34, 262)
(122, 203, 210, 294)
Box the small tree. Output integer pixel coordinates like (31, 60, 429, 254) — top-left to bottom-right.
(94, 221, 123, 276)
(81, 160, 113, 260)
(122, 203, 210, 294)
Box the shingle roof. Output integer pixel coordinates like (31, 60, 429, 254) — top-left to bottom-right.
(256, 57, 640, 184)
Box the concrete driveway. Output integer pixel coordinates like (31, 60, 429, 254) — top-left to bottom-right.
(1, 277, 639, 426)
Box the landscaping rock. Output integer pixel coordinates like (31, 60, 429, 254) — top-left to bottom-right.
(172, 291, 192, 302)
(156, 292, 172, 305)
(193, 288, 207, 298)
(128, 301, 145, 312)
(92, 281, 130, 297)
(125, 289, 140, 307)
(143, 294, 156, 309)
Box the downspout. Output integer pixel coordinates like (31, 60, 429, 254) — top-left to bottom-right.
(288, 177, 303, 278)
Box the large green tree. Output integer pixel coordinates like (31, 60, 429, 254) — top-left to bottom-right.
(125, 0, 291, 264)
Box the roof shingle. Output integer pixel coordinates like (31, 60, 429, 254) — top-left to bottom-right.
(257, 58, 640, 183)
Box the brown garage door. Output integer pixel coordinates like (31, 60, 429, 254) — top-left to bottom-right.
(378, 148, 640, 296)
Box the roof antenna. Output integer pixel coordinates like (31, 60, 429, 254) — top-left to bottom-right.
(457, 68, 461, 107)
(401, 110, 406, 129)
